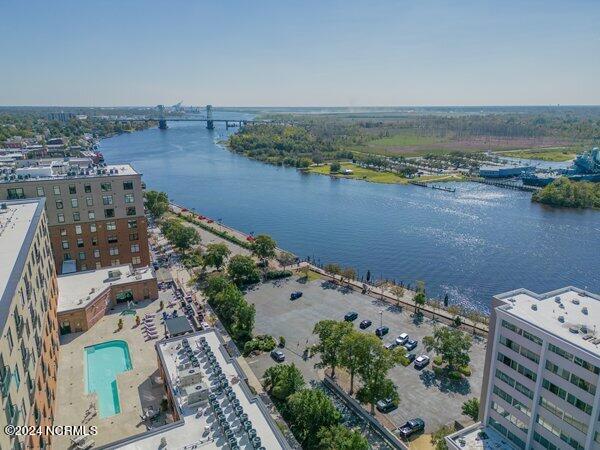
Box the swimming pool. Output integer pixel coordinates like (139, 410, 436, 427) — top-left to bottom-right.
(85, 340, 133, 417)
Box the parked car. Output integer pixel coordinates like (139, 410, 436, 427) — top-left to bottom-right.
(385, 341, 399, 350)
(395, 333, 409, 345)
(414, 355, 430, 369)
(344, 311, 358, 322)
(375, 326, 389, 337)
(404, 339, 418, 351)
(270, 350, 285, 362)
(397, 418, 425, 439)
(405, 353, 416, 363)
(290, 291, 303, 300)
(376, 397, 398, 413)
(359, 319, 372, 329)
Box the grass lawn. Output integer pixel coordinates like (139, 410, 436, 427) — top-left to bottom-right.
(295, 269, 324, 282)
(496, 147, 577, 162)
(307, 162, 408, 184)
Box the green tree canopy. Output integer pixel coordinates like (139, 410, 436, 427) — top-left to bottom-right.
(316, 424, 369, 450)
(340, 331, 379, 394)
(413, 280, 426, 313)
(430, 425, 454, 450)
(423, 326, 472, 371)
(227, 255, 260, 286)
(330, 162, 341, 173)
(285, 389, 341, 448)
(203, 243, 231, 271)
(160, 219, 200, 252)
(462, 397, 480, 421)
(312, 320, 354, 378)
(251, 234, 277, 261)
(145, 190, 169, 217)
(262, 364, 305, 403)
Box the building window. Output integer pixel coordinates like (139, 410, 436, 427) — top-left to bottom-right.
(55, 200, 63, 209)
(91, 237, 98, 246)
(90, 223, 97, 233)
(106, 221, 116, 231)
(77, 238, 84, 248)
(68, 184, 76, 194)
(60, 228, 67, 236)
(126, 207, 136, 216)
(129, 232, 139, 241)
(36, 186, 44, 196)
(73, 212, 80, 222)
(57, 213, 65, 223)
(131, 244, 140, 253)
(123, 181, 134, 190)
(127, 219, 137, 229)
(81, 264, 87, 271)
(104, 208, 115, 218)
(63, 253, 72, 261)
(102, 195, 113, 205)
(132, 256, 141, 265)
(95, 262, 101, 269)
(88, 211, 95, 220)
(101, 182, 112, 191)
(53, 186, 61, 195)
(85, 196, 93, 206)
(61, 240, 69, 250)
(71, 198, 78, 208)
(111, 259, 120, 266)
(124, 194, 135, 203)
(84, 184, 91, 193)
(7, 188, 25, 199)
(109, 247, 119, 256)
(93, 249, 100, 258)
(75, 225, 82, 235)
(78, 252, 85, 260)
(108, 235, 118, 244)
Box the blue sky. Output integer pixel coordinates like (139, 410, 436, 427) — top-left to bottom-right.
(1, 0, 599, 106)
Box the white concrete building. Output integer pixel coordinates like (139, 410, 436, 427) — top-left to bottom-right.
(447, 286, 600, 450)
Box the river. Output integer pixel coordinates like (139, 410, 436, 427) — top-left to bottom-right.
(99, 115, 600, 312)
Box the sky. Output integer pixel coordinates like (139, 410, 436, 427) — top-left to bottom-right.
(1, 0, 599, 107)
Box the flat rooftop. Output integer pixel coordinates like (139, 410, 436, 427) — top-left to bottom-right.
(0, 161, 138, 183)
(103, 330, 288, 449)
(495, 286, 600, 355)
(0, 199, 44, 330)
(446, 423, 516, 450)
(57, 264, 155, 312)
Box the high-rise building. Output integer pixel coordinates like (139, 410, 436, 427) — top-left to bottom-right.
(0, 160, 150, 274)
(446, 287, 600, 450)
(0, 199, 60, 450)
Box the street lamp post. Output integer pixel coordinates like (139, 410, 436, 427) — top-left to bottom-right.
(379, 310, 383, 329)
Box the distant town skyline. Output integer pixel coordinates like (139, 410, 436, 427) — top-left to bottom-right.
(2, 0, 600, 107)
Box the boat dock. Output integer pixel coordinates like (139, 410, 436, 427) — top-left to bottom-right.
(409, 181, 456, 192)
(470, 177, 539, 192)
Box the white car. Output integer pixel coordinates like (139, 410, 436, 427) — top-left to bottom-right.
(395, 333, 409, 345)
(414, 355, 430, 369)
(384, 342, 398, 350)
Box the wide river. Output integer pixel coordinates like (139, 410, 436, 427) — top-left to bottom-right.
(99, 116, 600, 312)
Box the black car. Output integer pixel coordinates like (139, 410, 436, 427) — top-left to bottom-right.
(344, 311, 358, 322)
(405, 353, 416, 363)
(404, 339, 418, 351)
(270, 350, 285, 362)
(375, 326, 389, 337)
(397, 418, 425, 439)
(376, 397, 398, 413)
(290, 291, 303, 300)
(359, 319, 372, 329)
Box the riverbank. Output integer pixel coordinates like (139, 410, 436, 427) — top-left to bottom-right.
(305, 162, 465, 185)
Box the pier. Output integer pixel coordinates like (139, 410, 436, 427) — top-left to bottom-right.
(409, 180, 456, 192)
(470, 177, 539, 192)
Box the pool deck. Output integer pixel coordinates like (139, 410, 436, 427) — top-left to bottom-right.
(54, 290, 175, 448)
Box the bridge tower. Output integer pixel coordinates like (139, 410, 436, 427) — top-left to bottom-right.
(206, 105, 214, 130)
(157, 105, 168, 130)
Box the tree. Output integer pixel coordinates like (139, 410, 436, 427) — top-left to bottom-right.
(330, 162, 341, 173)
(203, 243, 231, 271)
(204, 274, 232, 301)
(423, 327, 472, 371)
(161, 220, 200, 253)
(145, 190, 169, 218)
(413, 280, 426, 313)
(251, 234, 277, 262)
(340, 331, 379, 395)
(227, 255, 260, 286)
(312, 320, 354, 378)
(316, 425, 369, 450)
(323, 263, 341, 276)
(462, 397, 480, 421)
(285, 389, 341, 448)
(262, 364, 305, 402)
(390, 285, 405, 306)
(341, 267, 356, 285)
(230, 300, 255, 343)
(430, 425, 454, 450)
(355, 338, 404, 414)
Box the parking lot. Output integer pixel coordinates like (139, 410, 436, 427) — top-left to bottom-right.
(243, 275, 487, 433)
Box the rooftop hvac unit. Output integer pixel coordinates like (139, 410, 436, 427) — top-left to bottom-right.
(531, 304, 538, 311)
(572, 298, 580, 305)
(558, 315, 565, 323)
(582, 307, 589, 315)
(555, 296, 562, 303)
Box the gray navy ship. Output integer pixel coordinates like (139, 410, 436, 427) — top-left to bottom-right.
(523, 147, 600, 187)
